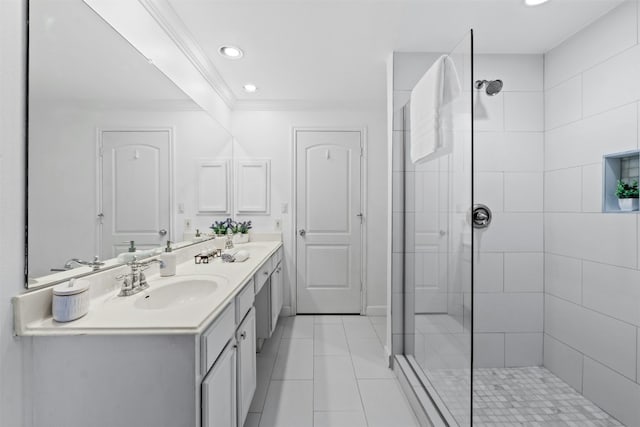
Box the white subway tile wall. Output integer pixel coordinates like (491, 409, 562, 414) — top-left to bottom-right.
(544, 6, 640, 422)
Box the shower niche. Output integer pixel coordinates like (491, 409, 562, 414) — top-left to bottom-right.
(603, 150, 640, 212)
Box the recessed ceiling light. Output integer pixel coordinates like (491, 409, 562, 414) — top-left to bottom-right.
(218, 45, 243, 59)
(524, 0, 550, 5)
(243, 84, 258, 93)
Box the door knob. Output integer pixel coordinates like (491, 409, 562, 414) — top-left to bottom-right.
(299, 229, 306, 237)
(159, 229, 167, 236)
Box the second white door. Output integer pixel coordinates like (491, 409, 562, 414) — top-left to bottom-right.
(296, 130, 363, 314)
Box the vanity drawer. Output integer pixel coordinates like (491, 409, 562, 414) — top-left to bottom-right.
(201, 303, 236, 375)
(254, 262, 271, 294)
(236, 278, 255, 323)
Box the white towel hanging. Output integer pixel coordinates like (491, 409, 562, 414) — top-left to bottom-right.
(409, 54, 461, 164)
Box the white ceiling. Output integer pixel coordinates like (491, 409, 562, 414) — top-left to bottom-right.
(29, 0, 195, 107)
(167, 0, 624, 109)
(30, 0, 624, 111)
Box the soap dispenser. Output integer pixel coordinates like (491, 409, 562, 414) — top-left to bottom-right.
(160, 240, 176, 277)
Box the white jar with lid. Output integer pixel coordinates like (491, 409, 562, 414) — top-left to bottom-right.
(52, 278, 90, 322)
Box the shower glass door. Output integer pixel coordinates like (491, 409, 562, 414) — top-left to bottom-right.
(403, 30, 474, 426)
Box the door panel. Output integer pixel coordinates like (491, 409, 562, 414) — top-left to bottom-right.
(101, 130, 170, 258)
(270, 263, 283, 333)
(202, 342, 236, 427)
(296, 131, 362, 314)
(237, 308, 256, 427)
(306, 245, 350, 288)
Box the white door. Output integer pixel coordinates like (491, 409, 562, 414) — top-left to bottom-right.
(100, 130, 171, 258)
(296, 130, 362, 314)
(202, 342, 236, 427)
(413, 159, 449, 314)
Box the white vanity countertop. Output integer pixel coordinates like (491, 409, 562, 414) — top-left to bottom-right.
(14, 240, 282, 336)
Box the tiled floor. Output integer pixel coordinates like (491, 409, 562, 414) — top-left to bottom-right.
(426, 366, 624, 427)
(244, 315, 419, 427)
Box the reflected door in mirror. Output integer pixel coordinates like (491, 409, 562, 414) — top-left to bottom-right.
(101, 130, 171, 258)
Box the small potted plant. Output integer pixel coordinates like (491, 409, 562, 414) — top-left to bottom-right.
(210, 218, 235, 237)
(232, 221, 252, 244)
(616, 179, 639, 211)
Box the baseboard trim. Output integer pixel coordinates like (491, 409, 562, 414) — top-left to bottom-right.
(280, 306, 292, 317)
(281, 305, 385, 317)
(365, 305, 386, 316)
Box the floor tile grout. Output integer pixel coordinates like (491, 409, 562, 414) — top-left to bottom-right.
(251, 315, 410, 427)
(344, 315, 371, 427)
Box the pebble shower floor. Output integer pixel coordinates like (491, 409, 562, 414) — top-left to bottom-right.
(427, 366, 623, 426)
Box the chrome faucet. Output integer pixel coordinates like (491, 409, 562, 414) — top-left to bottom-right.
(64, 256, 105, 271)
(225, 228, 234, 250)
(116, 258, 163, 297)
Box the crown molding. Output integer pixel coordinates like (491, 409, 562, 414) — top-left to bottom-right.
(233, 98, 385, 112)
(137, 0, 237, 110)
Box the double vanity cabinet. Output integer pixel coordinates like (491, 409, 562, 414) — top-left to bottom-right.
(14, 240, 284, 427)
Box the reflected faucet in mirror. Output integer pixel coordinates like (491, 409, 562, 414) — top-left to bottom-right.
(51, 256, 105, 272)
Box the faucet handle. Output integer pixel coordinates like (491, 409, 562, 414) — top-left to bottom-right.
(138, 271, 149, 289)
(116, 274, 133, 289)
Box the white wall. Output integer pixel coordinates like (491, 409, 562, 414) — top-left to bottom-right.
(473, 54, 545, 368)
(28, 106, 232, 277)
(543, 1, 640, 425)
(0, 0, 26, 426)
(231, 109, 388, 315)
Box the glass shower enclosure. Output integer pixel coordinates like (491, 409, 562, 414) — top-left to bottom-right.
(395, 31, 474, 426)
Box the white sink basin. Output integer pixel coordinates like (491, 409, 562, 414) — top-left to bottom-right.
(134, 277, 223, 310)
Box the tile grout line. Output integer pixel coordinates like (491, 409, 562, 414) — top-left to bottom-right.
(258, 323, 285, 426)
(343, 316, 371, 427)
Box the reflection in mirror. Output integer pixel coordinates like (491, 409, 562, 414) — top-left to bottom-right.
(27, 0, 232, 288)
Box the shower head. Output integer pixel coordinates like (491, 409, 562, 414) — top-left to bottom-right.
(475, 79, 503, 96)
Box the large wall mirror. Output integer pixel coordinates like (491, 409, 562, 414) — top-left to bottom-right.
(27, 0, 233, 288)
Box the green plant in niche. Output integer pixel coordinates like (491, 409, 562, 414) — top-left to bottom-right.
(615, 179, 639, 199)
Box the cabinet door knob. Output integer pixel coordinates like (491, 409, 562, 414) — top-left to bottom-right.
(263, 271, 269, 275)
(240, 332, 247, 340)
